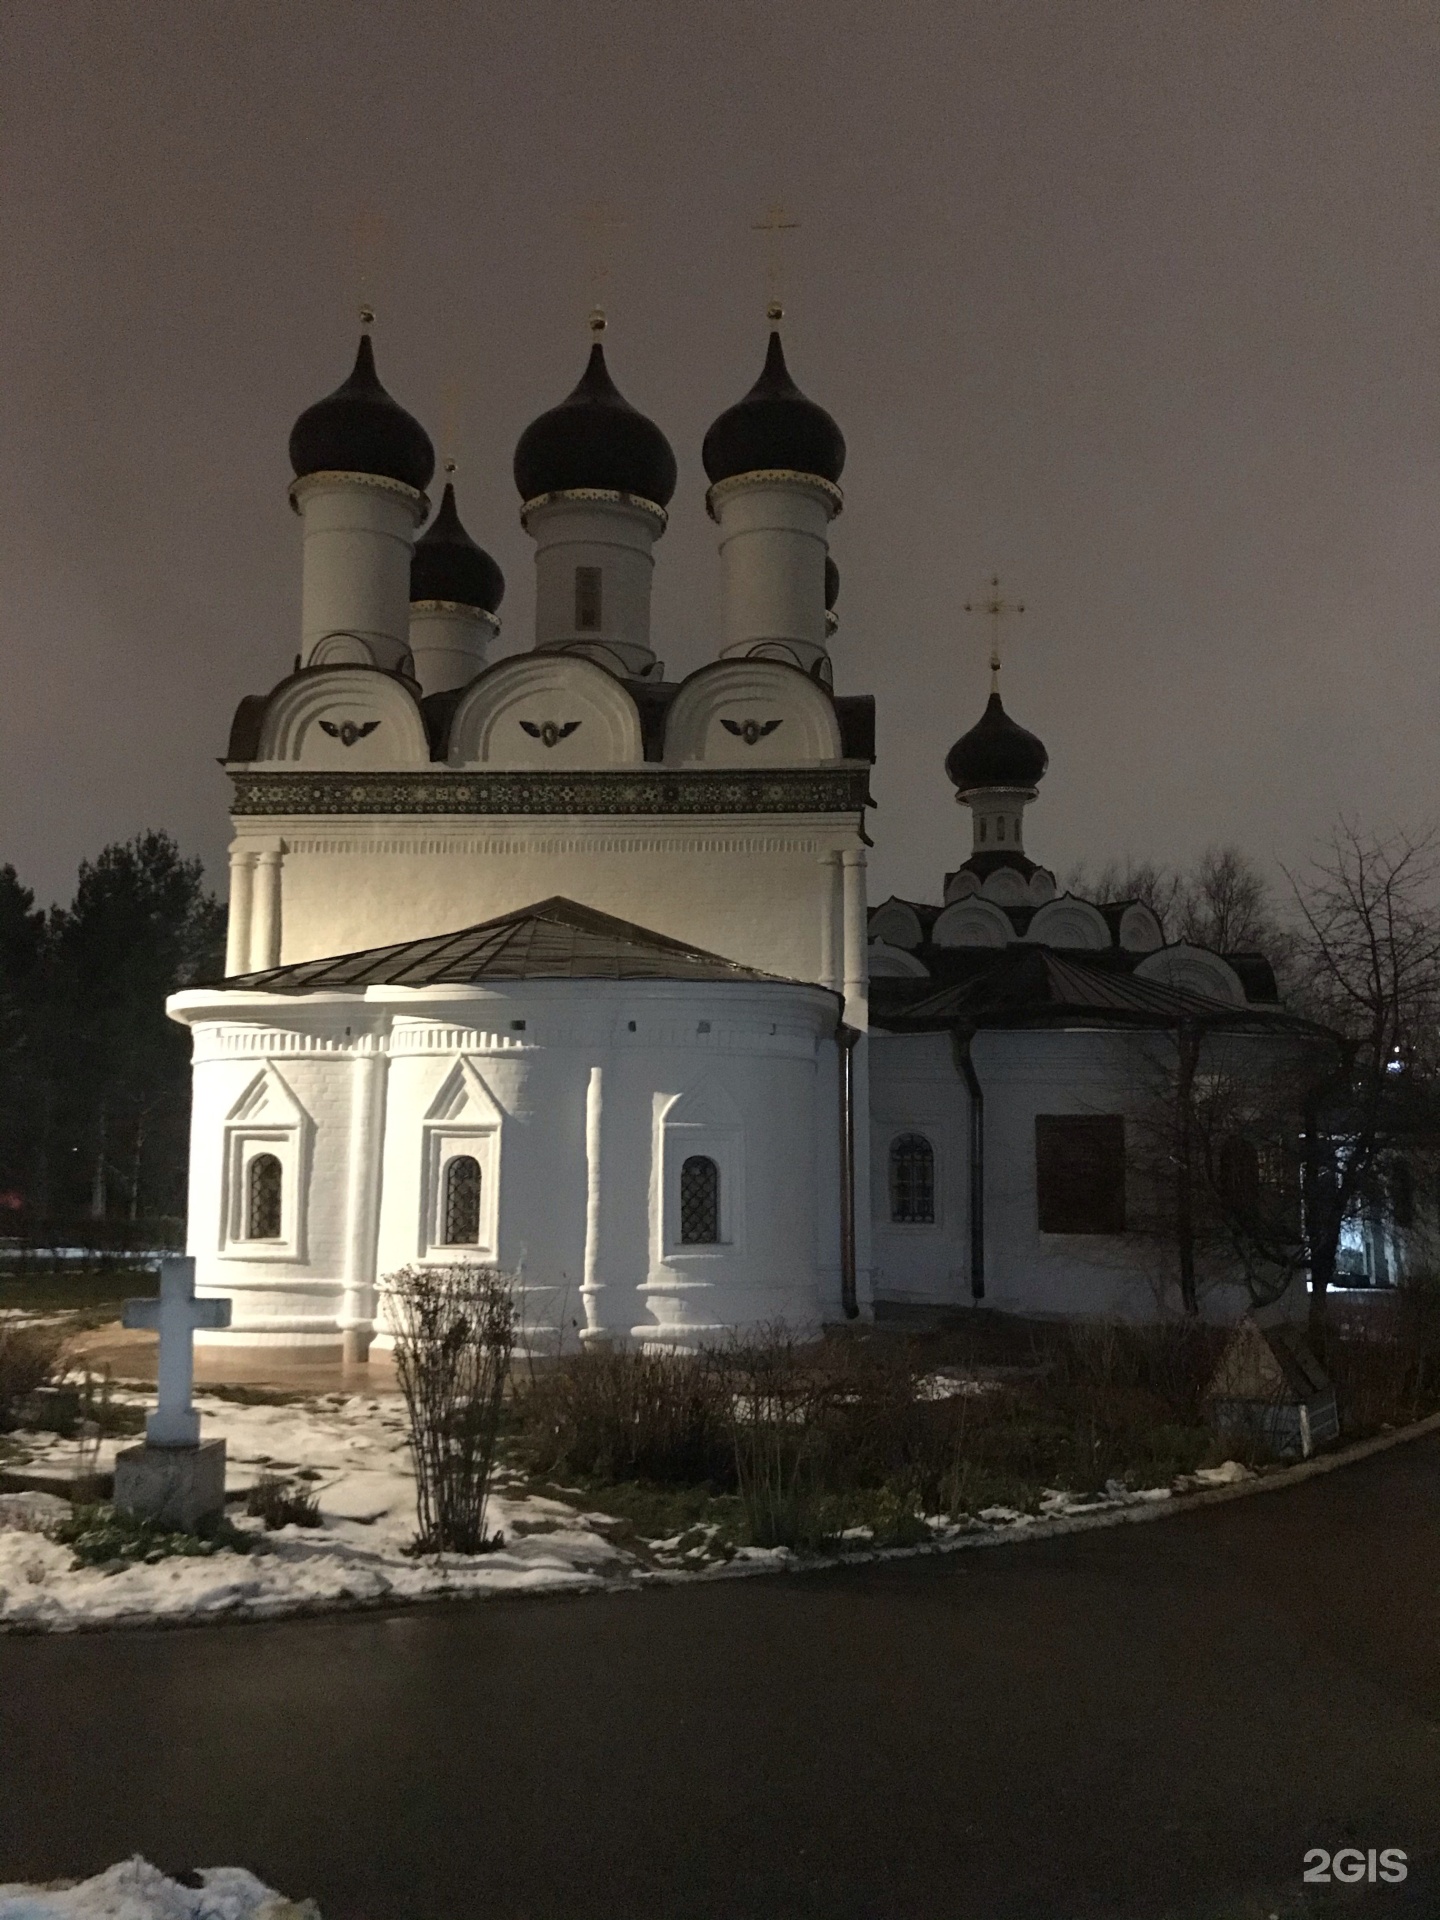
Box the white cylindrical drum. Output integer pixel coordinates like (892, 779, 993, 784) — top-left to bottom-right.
(291, 471, 426, 674)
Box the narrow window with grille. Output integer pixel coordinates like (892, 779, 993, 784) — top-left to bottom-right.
(442, 1155, 482, 1246)
(574, 566, 602, 631)
(246, 1153, 283, 1240)
(1035, 1115, 1126, 1234)
(889, 1133, 935, 1223)
(679, 1155, 720, 1244)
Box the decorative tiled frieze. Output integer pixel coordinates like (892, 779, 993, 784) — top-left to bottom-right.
(229, 768, 872, 818)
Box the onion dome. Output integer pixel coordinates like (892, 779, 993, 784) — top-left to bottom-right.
(825, 555, 840, 610)
(289, 335, 435, 492)
(410, 484, 504, 613)
(702, 332, 846, 486)
(514, 343, 677, 508)
(945, 691, 1048, 793)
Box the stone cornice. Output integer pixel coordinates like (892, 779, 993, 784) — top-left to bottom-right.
(228, 766, 874, 819)
(288, 470, 428, 518)
(705, 469, 844, 523)
(519, 487, 668, 532)
(409, 599, 502, 632)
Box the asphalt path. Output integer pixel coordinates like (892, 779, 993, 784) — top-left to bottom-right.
(3, 1436, 1440, 1920)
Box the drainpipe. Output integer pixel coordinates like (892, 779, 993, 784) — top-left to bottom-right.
(951, 1028, 985, 1301)
(838, 1023, 860, 1319)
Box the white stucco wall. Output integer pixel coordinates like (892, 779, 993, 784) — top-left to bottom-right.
(227, 814, 863, 999)
(170, 976, 844, 1357)
(870, 1025, 1306, 1323)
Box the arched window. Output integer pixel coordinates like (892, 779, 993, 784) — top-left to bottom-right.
(246, 1153, 283, 1240)
(442, 1155, 482, 1246)
(680, 1155, 720, 1244)
(890, 1134, 935, 1224)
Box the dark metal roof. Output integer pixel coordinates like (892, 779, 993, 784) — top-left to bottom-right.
(945, 690, 1048, 794)
(289, 335, 435, 494)
(702, 331, 846, 487)
(215, 897, 807, 993)
(872, 944, 1327, 1037)
(410, 483, 504, 613)
(514, 343, 677, 509)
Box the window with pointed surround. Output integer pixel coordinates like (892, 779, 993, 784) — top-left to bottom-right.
(442, 1155, 482, 1246)
(889, 1134, 935, 1224)
(575, 566, 602, 631)
(246, 1154, 283, 1240)
(680, 1156, 721, 1244)
(222, 1066, 309, 1260)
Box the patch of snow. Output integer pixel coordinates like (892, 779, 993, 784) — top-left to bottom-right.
(0, 1492, 69, 1534)
(1186, 1460, 1253, 1487)
(0, 1856, 314, 1919)
(0, 1389, 636, 1632)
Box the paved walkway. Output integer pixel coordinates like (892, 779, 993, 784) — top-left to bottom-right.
(3, 1435, 1440, 1919)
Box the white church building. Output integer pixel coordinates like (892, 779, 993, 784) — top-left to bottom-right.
(168, 318, 1312, 1358)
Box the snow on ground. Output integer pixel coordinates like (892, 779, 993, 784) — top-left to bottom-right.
(0, 1385, 1255, 1632)
(0, 1856, 315, 1919)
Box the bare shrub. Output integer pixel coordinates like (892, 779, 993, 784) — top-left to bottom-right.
(0, 1324, 65, 1431)
(388, 1263, 516, 1555)
(245, 1473, 322, 1529)
(725, 1326, 831, 1548)
(512, 1344, 733, 1487)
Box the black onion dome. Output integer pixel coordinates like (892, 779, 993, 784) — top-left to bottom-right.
(513, 343, 677, 508)
(702, 332, 846, 486)
(289, 335, 435, 492)
(945, 691, 1048, 792)
(410, 485, 504, 613)
(824, 555, 840, 610)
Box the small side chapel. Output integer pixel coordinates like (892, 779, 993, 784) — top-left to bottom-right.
(169, 311, 1311, 1358)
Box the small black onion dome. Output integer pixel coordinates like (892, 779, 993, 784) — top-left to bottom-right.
(410, 484, 504, 613)
(702, 332, 846, 486)
(945, 691, 1049, 792)
(289, 335, 435, 492)
(513, 343, 677, 508)
(825, 555, 839, 610)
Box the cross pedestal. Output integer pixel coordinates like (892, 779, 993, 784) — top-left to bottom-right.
(114, 1257, 233, 1530)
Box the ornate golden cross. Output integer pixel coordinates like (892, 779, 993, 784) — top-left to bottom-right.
(353, 207, 386, 328)
(578, 200, 628, 332)
(964, 575, 1026, 693)
(752, 201, 799, 321)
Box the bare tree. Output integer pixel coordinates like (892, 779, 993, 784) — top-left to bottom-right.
(1126, 1023, 1321, 1317)
(388, 1263, 516, 1555)
(1284, 822, 1440, 1339)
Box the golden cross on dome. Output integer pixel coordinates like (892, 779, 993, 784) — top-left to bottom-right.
(352, 207, 386, 327)
(578, 199, 628, 333)
(752, 201, 799, 321)
(964, 575, 1025, 693)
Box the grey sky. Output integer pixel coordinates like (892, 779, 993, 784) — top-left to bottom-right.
(1, 1, 1435, 911)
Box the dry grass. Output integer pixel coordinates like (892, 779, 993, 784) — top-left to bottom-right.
(506, 1305, 1440, 1552)
(0, 1323, 66, 1430)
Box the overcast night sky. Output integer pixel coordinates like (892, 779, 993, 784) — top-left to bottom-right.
(1, 1, 1436, 911)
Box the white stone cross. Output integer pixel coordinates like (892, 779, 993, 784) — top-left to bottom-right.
(123, 1256, 232, 1448)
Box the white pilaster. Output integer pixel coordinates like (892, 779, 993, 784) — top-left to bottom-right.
(250, 847, 283, 970)
(841, 846, 869, 1030)
(290, 471, 427, 674)
(225, 848, 255, 977)
(819, 850, 843, 993)
(581, 1065, 610, 1344)
(339, 1043, 388, 1362)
